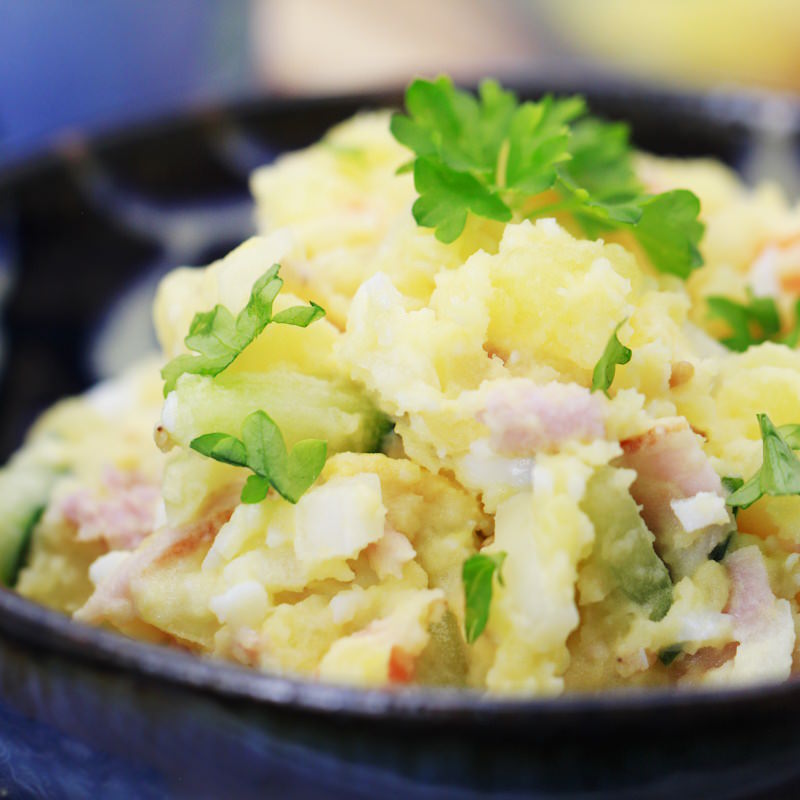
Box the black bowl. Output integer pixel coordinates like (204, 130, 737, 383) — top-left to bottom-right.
(1, 80, 799, 800)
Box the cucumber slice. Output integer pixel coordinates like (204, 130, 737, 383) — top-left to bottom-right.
(581, 467, 673, 622)
(164, 370, 392, 456)
(0, 464, 56, 586)
(415, 611, 468, 687)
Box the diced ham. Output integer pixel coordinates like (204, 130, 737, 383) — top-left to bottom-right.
(678, 549, 793, 684)
(75, 486, 240, 626)
(620, 418, 732, 577)
(699, 546, 795, 685)
(59, 467, 161, 551)
(479, 380, 605, 457)
(621, 418, 722, 508)
(725, 546, 779, 637)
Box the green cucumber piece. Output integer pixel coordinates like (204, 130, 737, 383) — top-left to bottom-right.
(581, 466, 673, 621)
(166, 370, 392, 456)
(0, 465, 55, 586)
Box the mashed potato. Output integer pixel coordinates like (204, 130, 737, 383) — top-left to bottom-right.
(4, 107, 800, 695)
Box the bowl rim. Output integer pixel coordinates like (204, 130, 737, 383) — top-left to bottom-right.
(2, 71, 799, 188)
(1, 585, 798, 723)
(3, 83, 800, 724)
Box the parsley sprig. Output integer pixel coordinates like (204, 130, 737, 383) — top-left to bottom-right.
(191, 410, 327, 504)
(462, 551, 506, 643)
(708, 292, 800, 352)
(391, 76, 704, 278)
(726, 414, 800, 509)
(591, 320, 632, 396)
(161, 264, 325, 396)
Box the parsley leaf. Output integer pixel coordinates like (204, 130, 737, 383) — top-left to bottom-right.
(721, 476, 745, 518)
(272, 302, 325, 326)
(591, 320, 632, 396)
(707, 291, 781, 352)
(725, 473, 762, 510)
(393, 77, 582, 243)
(462, 551, 506, 644)
(391, 77, 705, 278)
(412, 157, 510, 243)
(727, 414, 800, 509)
(709, 293, 800, 352)
(161, 265, 325, 396)
(760, 415, 800, 496)
(558, 116, 645, 238)
(782, 299, 800, 347)
(721, 476, 744, 496)
(505, 95, 584, 194)
(562, 117, 640, 200)
(241, 475, 272, 504)
(630, 190, 704, 280)
(188, 432, 248, 467)
(190, 410, 327, 504)
(391, 77, 517, 177)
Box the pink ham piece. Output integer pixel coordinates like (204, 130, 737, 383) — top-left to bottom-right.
(620, 418, 732, 578)
(676, 548, 787, 682)
(725, 546, 778, 638)
(59, 467, 161, 552)
(699, 545, 794, 684)
(75, 485, 240, 627)
(479, 380, 605, 456)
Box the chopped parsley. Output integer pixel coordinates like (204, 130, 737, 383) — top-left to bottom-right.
(591, 320, 632, 396)
(784, 300, 800, 347)
(161, 264, 325, 396)
(707, 291, 781, 352)
(708, 293, 800, 352)
(658, 643, 684, 667)
(708, 532, 735, 562)
(721, 476, 744, 519)
(391, 76, 704, 278)
(721, 476, 744, 495)
(190, 410, 327, 504)
(462, 551, 506, 644)
(727, 415, 800, 509)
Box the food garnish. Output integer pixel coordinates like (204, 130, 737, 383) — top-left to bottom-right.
(391, 76, 704, 277)
(707, 292, 800, 352)
(191, 410, 327, 504)
(591, 320, 632, 396)
(462, 551, 506, 644)
(161, 264, 325, 396)
(727, 415, 800, 509)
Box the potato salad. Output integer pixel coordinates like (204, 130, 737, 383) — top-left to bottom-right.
(5, 78, 800, 695)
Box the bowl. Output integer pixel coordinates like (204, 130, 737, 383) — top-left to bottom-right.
(1, 79, 799, 800)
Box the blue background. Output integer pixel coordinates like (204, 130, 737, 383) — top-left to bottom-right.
(0, 1, 254, 164)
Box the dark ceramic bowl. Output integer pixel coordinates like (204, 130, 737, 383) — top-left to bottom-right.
(1, 81, 800, 800)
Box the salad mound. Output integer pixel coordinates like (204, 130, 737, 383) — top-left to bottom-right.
(4, 79, 800, 694)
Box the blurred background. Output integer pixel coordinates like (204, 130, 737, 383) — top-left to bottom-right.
(3, 0, 800, 165)
(1, 0, 800, 434)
